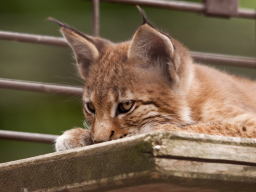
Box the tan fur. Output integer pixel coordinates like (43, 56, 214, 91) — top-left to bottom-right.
(51, 13, 256, 152)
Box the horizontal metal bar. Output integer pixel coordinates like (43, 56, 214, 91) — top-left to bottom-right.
(0, 31, 255, 68)
(0, 130, 58, 144)
(101, 0, 204, 13)
(0, 78, 83, 95)
(237, 8, 256, 19)
(191, 51, 256, 68)
(0, 30, 68, 47)
(100, 0, 256, 19)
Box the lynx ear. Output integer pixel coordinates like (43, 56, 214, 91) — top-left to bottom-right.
(128, 23, 181, 85)
(61, 28, 99, 79)
(128, 23, 174, 61)
(48, 18, 100, 80)
(128, 7, 180, 84)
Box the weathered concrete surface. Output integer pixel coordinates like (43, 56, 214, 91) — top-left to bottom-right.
(1, 132, 256, 192)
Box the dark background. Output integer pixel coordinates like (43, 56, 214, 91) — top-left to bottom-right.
(0, 0, 255, 163)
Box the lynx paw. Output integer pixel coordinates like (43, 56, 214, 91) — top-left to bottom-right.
(55, 128, 92, 152)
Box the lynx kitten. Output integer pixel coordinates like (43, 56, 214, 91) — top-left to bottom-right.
(50, 7, 256, 152)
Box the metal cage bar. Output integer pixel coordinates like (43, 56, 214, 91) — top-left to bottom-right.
(0, 78, 83, 95)
(0, 31, 67, 47)
(0, 130, 58, 144)
(100, 0, 256, 19)
(92, 0, 100, 36)
(191, 52, 256, 68)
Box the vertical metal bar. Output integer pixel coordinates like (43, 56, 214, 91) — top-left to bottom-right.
(254, 9, 256, 79)
(92, 0, 100, 36)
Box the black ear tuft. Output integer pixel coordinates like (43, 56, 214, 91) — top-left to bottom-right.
(47, 17, 66, 27)
(136, 5, 149, 25)
(48, 17, 93, 43)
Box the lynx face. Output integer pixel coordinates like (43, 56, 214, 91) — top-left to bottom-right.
(49, 10, 194, 143)
(82, 43, 187, 143)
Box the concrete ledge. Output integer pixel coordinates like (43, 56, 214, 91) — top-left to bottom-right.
(1, 132, 256, 192)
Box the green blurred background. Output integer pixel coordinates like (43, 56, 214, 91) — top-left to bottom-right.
(0, 0, 255, 163)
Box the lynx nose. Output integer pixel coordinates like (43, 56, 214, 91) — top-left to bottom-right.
(93, 130, 115, 144)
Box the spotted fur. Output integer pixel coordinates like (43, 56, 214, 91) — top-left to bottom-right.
(49, 9, 256, 152)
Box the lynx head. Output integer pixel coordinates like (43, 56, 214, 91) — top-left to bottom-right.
(49, 7, 194, 143)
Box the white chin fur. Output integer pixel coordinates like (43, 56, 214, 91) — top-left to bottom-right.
(180, 106, 194, 125)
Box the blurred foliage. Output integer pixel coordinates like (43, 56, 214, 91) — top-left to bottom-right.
(0, 0, 256, 163)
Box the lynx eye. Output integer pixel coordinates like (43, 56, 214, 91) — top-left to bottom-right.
(118, 101, 134, 113)
(87, 102, 95, 113)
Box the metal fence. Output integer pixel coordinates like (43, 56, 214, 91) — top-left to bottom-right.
(0, 0, 256, 144)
